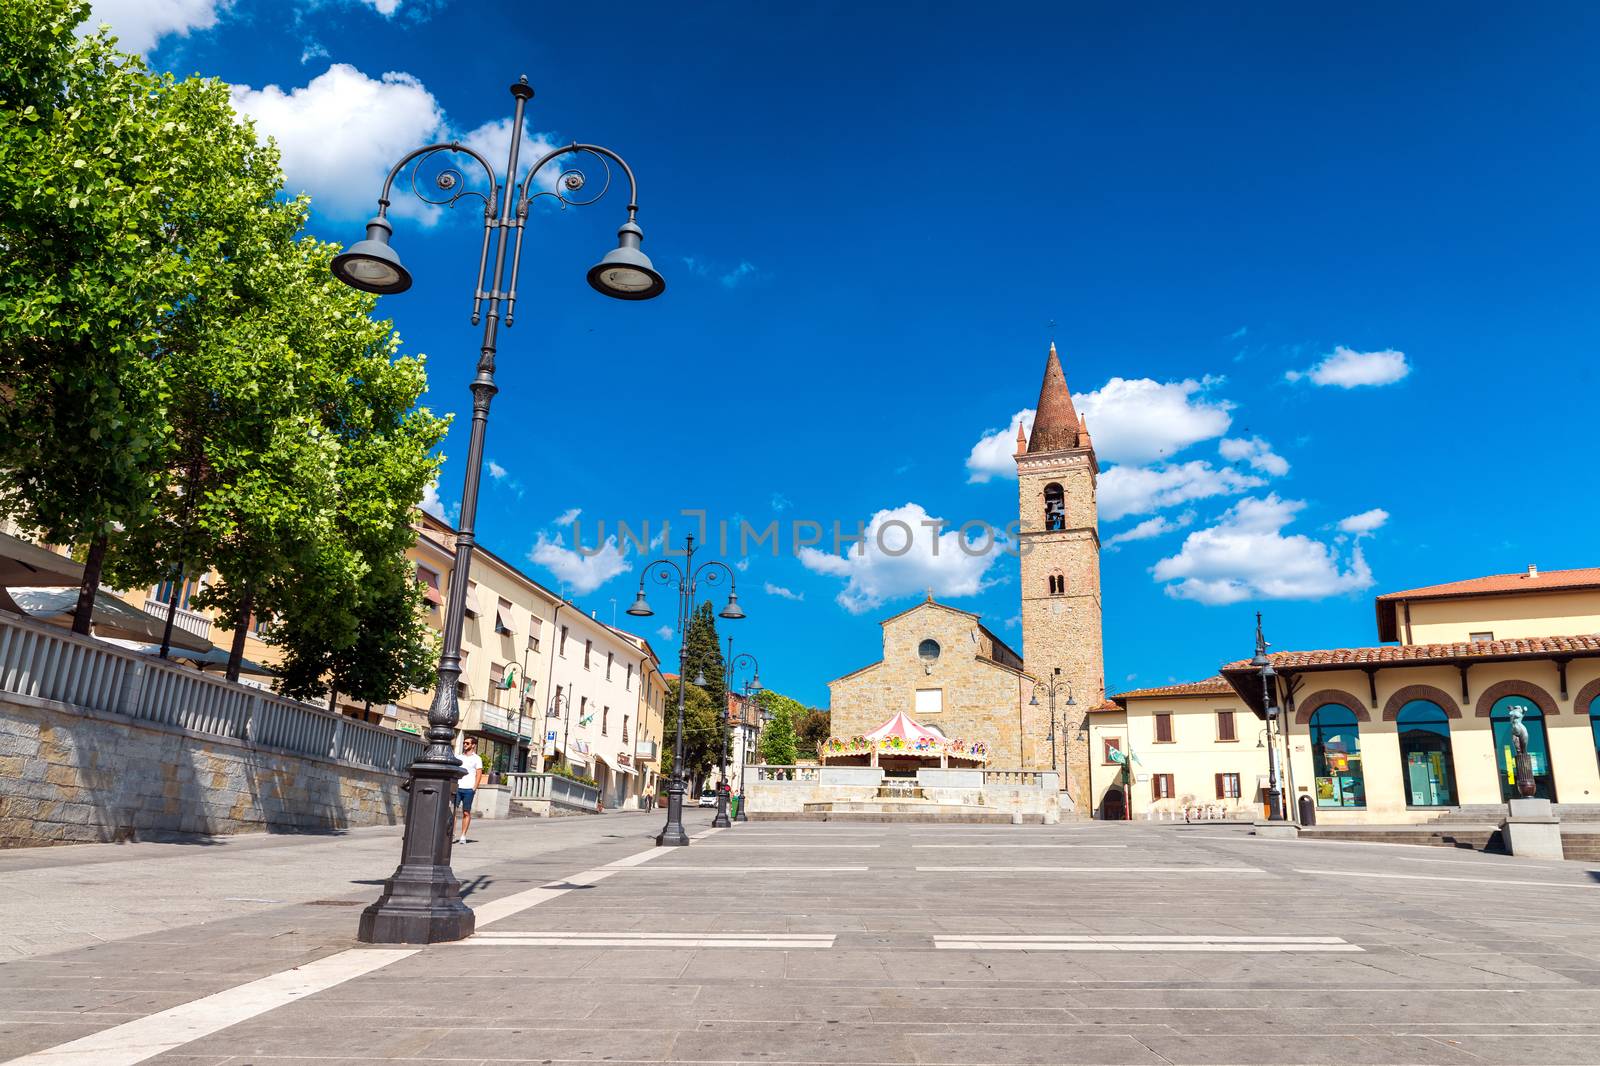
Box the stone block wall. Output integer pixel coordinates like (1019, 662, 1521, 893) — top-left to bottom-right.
(0, 692, 407, 847)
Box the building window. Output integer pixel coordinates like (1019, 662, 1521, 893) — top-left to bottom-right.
(914, 688, 943, 715)
(1490, 694, 1556, 801)
(626, 664, 634, 691)
(623, 715, 630, 744)
(559, 626, 568, 656)
(1396, 700, 1458, 807)
(1103, 737, 1122, 765)
(462, 580, 480, 617)
(1043, 482, 1065, 531)
(579, 695, 587, 723)
(1048, 571, 1065, 595)
(1470, 631, 1495, 643)
(551, 685, 563, 717)
(414, 566, 443, 608)
(1310, 704, 1366, 808)
(1152, 773, 1174, 800)
(1591, 693, 1600, 778)
(584, 640, 592, 669)
(602, 706, 608, 735)
(1215, 772, 1242, 799)
(495, 597, 513, 635)
(1154, 713, 1173, 743)
(918, 638, 940, 662)
(606, 651, 613, 680)
(1216, 710, 1236, 742)
(529, 632, 540, 652)
(488, 662, 506, 707)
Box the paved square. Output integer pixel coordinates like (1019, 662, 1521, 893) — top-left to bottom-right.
(4, 815, 1600, 1064)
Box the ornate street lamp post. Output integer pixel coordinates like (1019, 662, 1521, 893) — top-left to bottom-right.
(333, 76, 664, 945)
(625, 533, 744, 845)
(718, 638, 760, 828)
(1252, 612, 1285, 821)
(734, 674, 764, 823)
(1029, 667, 1076, 789)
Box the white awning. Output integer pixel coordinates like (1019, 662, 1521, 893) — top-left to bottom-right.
(595, 750, 636, 777)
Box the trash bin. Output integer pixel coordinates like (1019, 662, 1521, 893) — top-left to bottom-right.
(1298, 793, 1316, 826)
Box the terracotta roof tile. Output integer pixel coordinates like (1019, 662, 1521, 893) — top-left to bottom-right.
(1110, 677, 1235, 701)
(1376, 566, 1600, 602)
(1221, 633, 1600, 671)
(1026, 343, 1083, 453)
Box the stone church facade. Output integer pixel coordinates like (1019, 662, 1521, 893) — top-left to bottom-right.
(828, 343, 1106, 811)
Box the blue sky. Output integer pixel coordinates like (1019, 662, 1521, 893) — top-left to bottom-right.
(99, 1, 1600, 707)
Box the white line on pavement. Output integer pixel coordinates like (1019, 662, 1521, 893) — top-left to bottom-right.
(935, 940, 1363, 953)
(942, 935, 1350, 943)
(630, 865, 870, 873)
(472, 931, 835, 940)
(1397, 855, 1589, 872)
(698, 843, 881, 848)
(912, 844, 1128, 849)
(915, 865, 1267, 874)
(0, 948, 414, 1066)
(456, 932, 836, 948)
(1295, 868, 1598, 890)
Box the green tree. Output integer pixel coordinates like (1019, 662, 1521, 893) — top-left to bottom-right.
(661, 678, 721, 786)
(756, 688, 803, 766)
(795, 709, 832, 758)
(0, 2, 288, 632)
(681, 600, 726, 710)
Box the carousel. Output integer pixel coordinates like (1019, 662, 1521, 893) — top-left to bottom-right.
(818, 711, 988, 772)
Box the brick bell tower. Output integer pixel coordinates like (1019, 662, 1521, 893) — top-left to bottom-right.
(1014, 342, 1104, 812)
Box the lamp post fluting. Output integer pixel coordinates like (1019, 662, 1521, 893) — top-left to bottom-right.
(625, 533, 744, 845)
(332, 76, 664, 945)
(719, 638, 759, 828)
(734, 674, 763, 822)
(1029, 668, 1076, 790)
(1251, 612, 1285, 821)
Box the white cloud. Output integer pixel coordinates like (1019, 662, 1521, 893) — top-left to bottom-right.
(358, 0, 402, 14)
(299, 41, 329, 65)
(734, 557, 751, 572)
(528, 532, 632, 596)
(1105, 511, 1196, 549)
(655, 625, 674, 642)
(721, 262, 758, 287)
(1073, 377, 1233, 465)
(1287, 346, 1410, 388)
(459, 118, 565, 197)
(554, 508, 581, 527)
(965, 409, 1034, 483)
(1218, 436, 1289, 477)
(231, 65, 446, 222)
(797, 503, 1003, 615)
(1100, 462, 1265, 522)
(1337, 508, 1390, 536)
(1152, 494, 1375, 606)
(763, 582, 804, 602)
(770, 493, 792, 512)
(487, 460, 508, 481)
(420, 479, 445, 520)
(83, 0, 222, 55)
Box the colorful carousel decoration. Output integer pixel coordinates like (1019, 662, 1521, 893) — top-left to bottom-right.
(818, 711, 988, 771)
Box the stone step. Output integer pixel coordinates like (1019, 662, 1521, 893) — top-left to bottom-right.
(751, 810, 1035, 824)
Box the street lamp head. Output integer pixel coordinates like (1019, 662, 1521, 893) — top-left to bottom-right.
(718, 590, 745, 620)
(1028, 693, 1039, 706)
(1260, 661, 1277, 680)
(693, 669, 708, 687)
(587, 219, 665, 300)
(624, 588, 653, 617)
(1065, 692, 1077, 707)
(330, 216, 412, 294)
(750, 673, 762, 693)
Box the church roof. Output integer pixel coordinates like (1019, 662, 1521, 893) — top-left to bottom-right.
(1026, 342, 1084, 453)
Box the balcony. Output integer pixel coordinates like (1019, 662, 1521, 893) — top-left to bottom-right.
(140, 597, 213, 642)
(634, 738, 659, 762)
(461, 698, 536, 741)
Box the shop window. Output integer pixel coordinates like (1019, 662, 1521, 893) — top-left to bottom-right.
(1490, 694, 1556, 801)
(1310, 704, 1366, 808)
(1154, 713, 1173, 743)
(1152, 773, 1174, 800)
(1102, 737, 1122, 764)
(1044, 483, 1065, 531)
(1216, 710, 1236, 742)
(1215, 772, 1241, 799)
(1396, 700, 1458, 807)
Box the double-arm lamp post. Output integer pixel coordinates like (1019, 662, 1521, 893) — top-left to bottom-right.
(625, 533, 744, 846)
(333, 76, 665, 945)
(1029, 668, 1076, 788)
(719, 639, 760, 827)
(734, 672, 764, 823)
(1252, 612, 1286, 821)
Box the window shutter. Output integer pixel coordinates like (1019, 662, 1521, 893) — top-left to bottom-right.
(1155, 713, 1172, 743)
(1218, 710, 1236, 742)
(1215, 773, 1224, 799)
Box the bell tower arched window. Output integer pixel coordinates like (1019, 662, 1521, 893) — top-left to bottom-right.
(1048, 570, 1065, 595)
(1043, 483, 1065, 531)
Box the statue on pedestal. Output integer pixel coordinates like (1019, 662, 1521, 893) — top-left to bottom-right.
(1509, 706, 1536, 799)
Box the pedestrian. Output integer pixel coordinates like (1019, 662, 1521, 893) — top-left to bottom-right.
(454, 737, 483, 844)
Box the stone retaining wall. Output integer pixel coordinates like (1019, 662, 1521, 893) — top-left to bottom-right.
(0, 691, 407, 847)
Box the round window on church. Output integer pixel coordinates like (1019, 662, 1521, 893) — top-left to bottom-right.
(918, 638, 941, 662)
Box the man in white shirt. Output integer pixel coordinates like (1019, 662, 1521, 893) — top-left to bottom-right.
(454, 737, 484, 844)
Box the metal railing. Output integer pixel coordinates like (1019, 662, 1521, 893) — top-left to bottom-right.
(755, 765, 821, 782)
(0, 612, 421, 773)
(470, 699, 535, 740)
(635, 738, 659, 761)
(139, 596, 214, 641)
(505, 771, 600, 811)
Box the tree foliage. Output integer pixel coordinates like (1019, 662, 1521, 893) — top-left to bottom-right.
(756, 688, 803, 766)
(0, 4, 446, 702)
(681, 600, 726, 711)
(660, 678, 721, 787)
(794, 709, 832, 758)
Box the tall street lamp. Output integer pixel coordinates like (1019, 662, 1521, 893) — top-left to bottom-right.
(625, 533, 744, 845)
(734, 674, 764, 822)
(1029, 667, 1076, 789)
(1252, 612, 1285, 821)
(719, 638, 759, 828)
(334, 76, 664, 945)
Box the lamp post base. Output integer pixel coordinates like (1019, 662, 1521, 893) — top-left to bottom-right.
(656, 784, 690, 847)
(734, 792, 748, 822)
(712, 789, 732, 829)
(357, 759, 475, 944)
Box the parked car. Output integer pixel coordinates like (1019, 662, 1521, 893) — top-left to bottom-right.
(696, 790, 719, 808)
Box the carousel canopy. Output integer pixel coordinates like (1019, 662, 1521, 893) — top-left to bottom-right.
(865, 711, 946, 744)
(821, 710, 988, 763)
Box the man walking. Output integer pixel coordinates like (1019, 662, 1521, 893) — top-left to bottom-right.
(455, 737, 483, 844)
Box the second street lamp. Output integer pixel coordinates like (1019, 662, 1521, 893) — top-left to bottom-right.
(334, 75, 663, 945)
(735, 674, 763, 822)
(625, 533, 744, 846)
(1252, 611, 1285, 821)
(718, 638, 759, 829)
(1029, 668, 1076, 791)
